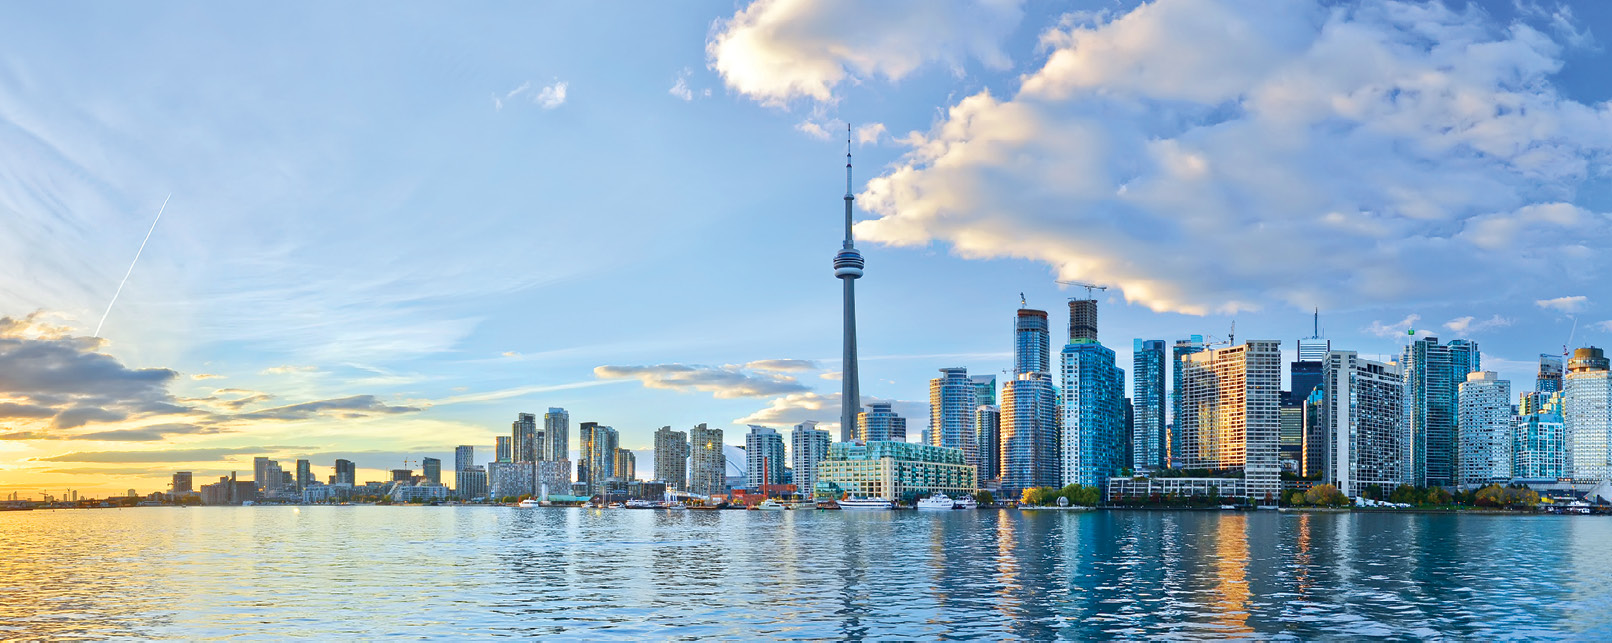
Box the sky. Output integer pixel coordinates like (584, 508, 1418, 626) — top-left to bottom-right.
(3, 0, 1611, 496)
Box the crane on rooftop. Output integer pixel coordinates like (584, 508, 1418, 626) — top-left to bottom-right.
(1056, 280, 1108, 301)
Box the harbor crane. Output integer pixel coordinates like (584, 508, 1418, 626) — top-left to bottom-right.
(1055, 280, 1108, 301)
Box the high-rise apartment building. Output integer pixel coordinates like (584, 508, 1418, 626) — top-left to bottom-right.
(172, 472, 193, 494)
(1132, 339, 1167, 472)
(1457, 371, 1512, 486)
(1170, 335, 1205, 467)
(544, 408, 570, 462)
(1067, 299, 1097, 342)
(1402, 336, 1480, 487)
(1178, 341, 1282, 501)
(1538, 354, 1565, 393)
(689, 423, 726, 497)
(458, 466, 488, 500)
(745, 425, 787, 490)
(1060, 338, 1126, 488)
(613, 448, 636, 482)
(295, 459, 312, 492)
(495, 436, 513, 463)
(1015, 308, 1051, 375)
(971, 374, 1001, 483)
(929, 368, 979, 466)
(1319, 351, 1405, 496)
(579, 422, 618, 494)
(653, 426, 690, 490)
(422, 457, 442, 485)
(1002, 305, 1058, 497)
(1515, 393, 1566, 481)
(971, 374, 997, 406)
(858, 401, 906, 442)
(455, 445, 474, 474)
(792, 421, 831, 500)
(334, 459, 356, 485)
(1565, 347, 1612, 482)
(513, 413, 540, 463)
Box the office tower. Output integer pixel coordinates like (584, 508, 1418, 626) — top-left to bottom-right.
(1402, 336, 1480, 487)
(1132, 339, 1167, 472)
(1170, 335, 1206, 467)
(1295, 311, 1330, 396)
(1514, 393, 1566, 480)
(513, 413, 539, 463)
(614, 448, 636, 482)
(1067, 298, 1097, 342)
(544, 408, 570, 462)
(579, 422, 618, 494)
(172, 472, 193, 494)
(453, 445, 475, 496)
(1179, 341, 1282, 501)
(295, 459, 312, 492)
(858, 401, 906, 442)
(495, 436, 513, 463)
(1278, 392, 1304, 472)
(1015, 308, 1051, 375)
(334, 459, 356, 485)
(653, 426, 690, 490)
(745, 425, 787, 490)
(1320, 351, 1405, 496)
(975, 405, 1001, 482)
(455, 446, 474, 474)
(792, 421, 832, 499)
(1301, 388, 1326, 478)
(689, 424, 726, 497)
(1565, 347, 1612, 482)
(422, 457, 442, 485)
(1538, 354, 1565, 393)
(929, 368, 979, 464)
(1457, 371, 1513, 486)
(833, 129, 865, 437)
(1060, 337, 1126, 488)
(971, 374, 997, 406)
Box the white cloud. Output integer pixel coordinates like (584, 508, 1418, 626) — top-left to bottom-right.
(535, 81, 568, 109)
(1592, 320, 1612, 333)
(855, 122, 887, 145)
(260, 365, 318, 375)
(670, 68, 695, 101)
(493, 81, 531, 111)
(1536, 295, 1589, 313)
(745, 359, 818, 372)
(1444, 314, 1513, 335)
(1366, 314, 1420, 338)
(593, 363, 811, 399)
(795, 120, 831, 140)
(707, 0, 1025, 105)
(855, 0, 1612, 315)
(734, 391, 922, 434)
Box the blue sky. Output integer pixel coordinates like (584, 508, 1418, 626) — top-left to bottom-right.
(3, 0, 1611, 494)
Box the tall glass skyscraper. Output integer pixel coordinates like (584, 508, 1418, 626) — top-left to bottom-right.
(791, 421, 831, 500)
(1402, 336, 1479, 487)
(1457, 371, 1513, 486)
(929, 367, 979, 467)
(971, 374, 999, 482)
(579, 422, 618, 495)
(1060, 339, 1126, 487)
(1515, 393, 1566, 480)
(745, 425, 787, 490)
(1565, 347, 1612, 482)
(543, 408, 570, 462)
(858, 401, 906, 442)
(653, 426, 689, 490)
(1015, 308, 1051, 375)
(1002, 305, 1058, 497)
(1132, 339, 1166, 472)
(1170, 335, 1204, 467)
(513, 413, 539, 463)
(1537, 354, 1565, 393)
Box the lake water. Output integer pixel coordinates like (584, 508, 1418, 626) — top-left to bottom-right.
(3, 507, 1609, 639)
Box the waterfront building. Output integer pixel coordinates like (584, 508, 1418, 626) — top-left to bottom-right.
(1301, 387, 1326, 478)
(422, 457, 442, 485)
(495, 436, 513, 463)
(1278, 392, 1304, 472)
(487, 461, 535, 499)
(513, 413, 540, 463)
(390, 482, 449, 503)
(391, 468, 412, 482)
(171, 472, 193, 494)
(1566, 347, 1612, 482)
(858, 401, 906, 443)
(975, 404, 1001, 483)
(537, 460, 571, 496)
(544, 408, 570, 462)
(1538, 354, 1565, 393)
(653, 426, 690, 490)
(689, 424, 726, 497)
(834, 131, 865, 440)
(1060, 338, 1126, 488)
(295, 459, 311, 492)
(1001, 371, 1059, 497)
(614, 448, 636, 482)
(1178, 340, 1282, 501)
(1402, 336, 1480, 487)
(1457, 371, 1513, 486)
(334, 459, 356, 485)
(579, 422, 618, 494)
(1132, 339, 1167, 472)
(1015, 308, 1051, 376)
(814, 441, 977, 502)
(1170, 335, 1205, 467)
(791, 421, 831, 500)
(745, 425, 787, 490)
(1107, 476, 1247, 501)
(1514, 395, 1567, 480)
(929, 367, 979, 467)
(454, 445, 474, 475)
(1319, 351, 1404, 496)
(1068, 298, 1097, 342)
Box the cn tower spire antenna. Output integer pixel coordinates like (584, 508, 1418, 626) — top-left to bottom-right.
(833, 121, 864, 441)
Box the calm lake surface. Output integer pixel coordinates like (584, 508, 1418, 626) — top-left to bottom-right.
(3, 507, 1609, 639)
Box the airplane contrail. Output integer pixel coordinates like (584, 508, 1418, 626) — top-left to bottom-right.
(94, 194, 171, 338)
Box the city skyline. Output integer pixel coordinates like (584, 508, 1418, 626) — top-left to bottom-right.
(6, 0, 1612, 495)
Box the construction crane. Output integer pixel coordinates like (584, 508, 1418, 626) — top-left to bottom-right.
(1056, 280, 1108, 301)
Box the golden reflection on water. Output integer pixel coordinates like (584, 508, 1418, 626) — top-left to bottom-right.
(1294, 513, 1313, 599)
(1211, 513, 1252, 634)
(994, 510, 1020, 619)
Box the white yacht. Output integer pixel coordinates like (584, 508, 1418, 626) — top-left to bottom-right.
(917, 494, 956, 511)
(838, 496, 893, 510)
(757, 499, 789, 511)
(516, 498, 541, 508)
(952, 495, 978, 510)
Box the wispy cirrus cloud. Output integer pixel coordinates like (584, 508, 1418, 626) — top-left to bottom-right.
(35, 447, 310, 463)
(1444, 314, 1513, 335)
(594, 362, 812, 399)
(1536, 296, 1589, 313)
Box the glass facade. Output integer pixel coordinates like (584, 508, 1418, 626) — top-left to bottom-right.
(1060, 339, 1126, 487)
(1132, 339, 1166, 472)
(1402, 336, 1478, 487)
(744, 425, 786, 489)
(929, 368, 979, 468)
(813, 441, 977, 501)
(1565, 348, 1612, 482)
(858, 401, 906, 442)
(1015, 309, 1050, 375)
(1001, 373, 1059, 496)
(1170, 336, 1205, 468)
(1514, 400, 1566, 481)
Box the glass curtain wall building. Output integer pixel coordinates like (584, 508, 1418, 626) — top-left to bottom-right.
(1132, 339, 1166, 472)
(1565, 348, 1612, 482)
(1060, 339, 1126, 487)
(929, 368, 979, 468)
(1457, 371, 1513, 486)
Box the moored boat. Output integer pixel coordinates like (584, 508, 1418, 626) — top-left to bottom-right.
(757, 499, 788, 511)
(952, 495, 978, 510)
(516, 498, 541, 508)
(917, 494, 956, 511)
(838, 496, 893, 510)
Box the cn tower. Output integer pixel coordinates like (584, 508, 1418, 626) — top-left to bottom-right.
(833, 124, 864, 442)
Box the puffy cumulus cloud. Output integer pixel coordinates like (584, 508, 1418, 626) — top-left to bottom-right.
(1536, 295, 1589, 313)
(536, 81, 568, 109)
(1365, 314, 1420, 338)
(594, 363, 811, 399)
(857, 0, 1612, 315)
(1444, 314, 1513, 334)
(735, 391, 924, 433)
(708, 0, 1024, 105)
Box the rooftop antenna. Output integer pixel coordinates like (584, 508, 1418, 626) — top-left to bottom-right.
(1312, 308, 1320, 338)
